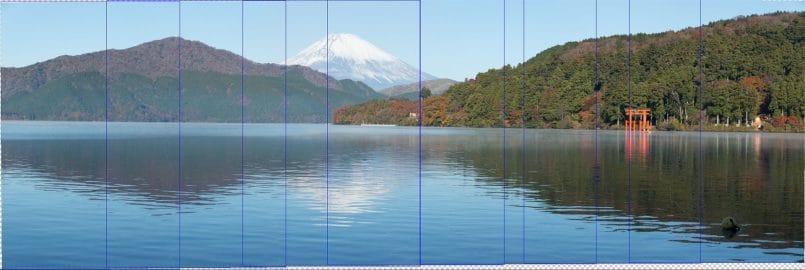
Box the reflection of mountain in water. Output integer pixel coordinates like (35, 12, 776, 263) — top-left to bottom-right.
(3, 137, 235, 205)
(2, 126, 417, 216)
(3, 126, 802, 252)
(282, 133, 418, 216)
(289, 173, 391, 216)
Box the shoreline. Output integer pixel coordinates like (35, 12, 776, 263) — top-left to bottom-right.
(3, 119, 803, 134)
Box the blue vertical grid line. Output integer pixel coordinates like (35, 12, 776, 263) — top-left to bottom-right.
(520, 0, 526, 264)
(283, 1, 288, 267)
(501, 0, 507, 263)
(177, 1, 183, 267)
(593, 0, 598, 263)
(627, 0, 632, 263)
(240, 0, 245, 266)
(593, 0, 599, 264)
(697, 0, 704, 263)
(104, 1, 109, 268)
(325, 0, 330, 265)
(417, 0, 423, 266)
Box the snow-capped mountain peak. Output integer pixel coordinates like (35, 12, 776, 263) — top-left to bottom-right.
(287, 33, 436, 90)
(289, 33, 398, 65)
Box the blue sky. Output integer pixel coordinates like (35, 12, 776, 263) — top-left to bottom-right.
(1, 0, 803, 80)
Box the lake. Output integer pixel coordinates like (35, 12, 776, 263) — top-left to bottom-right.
(1, 121, 802, 268)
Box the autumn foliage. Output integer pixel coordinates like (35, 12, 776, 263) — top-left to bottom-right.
(333, 99, 418, 126)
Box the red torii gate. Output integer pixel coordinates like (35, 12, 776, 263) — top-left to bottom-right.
(625, 108, 651, 131)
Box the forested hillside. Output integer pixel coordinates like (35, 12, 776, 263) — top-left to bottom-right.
(335, 12, 804, 131)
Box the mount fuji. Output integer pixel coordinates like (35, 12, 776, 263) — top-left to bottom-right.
(287, 33, 438, 90)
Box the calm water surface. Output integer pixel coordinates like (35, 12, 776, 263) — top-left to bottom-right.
(2, 121, 802, 267)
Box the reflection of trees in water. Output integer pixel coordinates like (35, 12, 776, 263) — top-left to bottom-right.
(4, 130, 801, 249)
(449, 131, 803, 250)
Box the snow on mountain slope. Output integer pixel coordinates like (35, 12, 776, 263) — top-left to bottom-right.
(287, 33, 437, 90)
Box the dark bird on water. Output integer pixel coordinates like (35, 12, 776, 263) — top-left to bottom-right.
(721, 217, 740, 230)
(721, 217, 741, 239)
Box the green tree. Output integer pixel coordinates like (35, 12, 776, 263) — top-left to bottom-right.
(420, 86, 432, 99)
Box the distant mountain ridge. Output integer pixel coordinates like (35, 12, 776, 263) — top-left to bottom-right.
(2, 37, 346, 96)
(380, 78, 458, 99)
(287, 33, 438, 90)
(1, 37, 383, 122)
